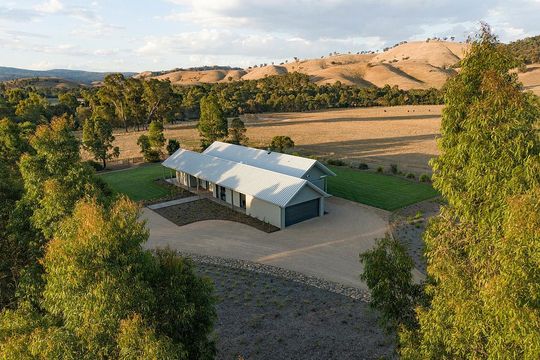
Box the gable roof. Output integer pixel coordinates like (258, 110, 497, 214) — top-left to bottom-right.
(162, 149, 329, 208)
(202, 141, 335, 178)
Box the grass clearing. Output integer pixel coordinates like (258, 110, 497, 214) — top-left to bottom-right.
(327, 166, 439, 211)
(98, 163, 175, 201)
(99, 160, 437, 210)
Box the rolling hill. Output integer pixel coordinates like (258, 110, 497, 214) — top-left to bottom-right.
(140, 39, 540, 95)
(141, 41, 467, 90)
(2, 77, 82, 90)
(3, 37, 540, 95)
(0, 66, 136, 85)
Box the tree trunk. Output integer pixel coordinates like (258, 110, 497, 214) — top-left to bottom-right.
(102, 157, 107, 169)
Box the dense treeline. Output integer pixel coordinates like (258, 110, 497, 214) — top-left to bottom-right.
(0, 115, 216, 357)
(506, 35, 540, 64)
(176, 73, 443, 118)
(1, 73, 443, 131)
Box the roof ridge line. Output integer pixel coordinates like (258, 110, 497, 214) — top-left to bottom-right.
(174, 148, 310, 183)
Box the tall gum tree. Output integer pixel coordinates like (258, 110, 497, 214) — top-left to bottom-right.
(400, 25, 540, 359)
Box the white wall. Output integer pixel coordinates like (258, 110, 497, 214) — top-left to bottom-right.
(225, 188, 233, 204)
(246, 195, 282, 228)
(176, 171, 188, 186)
(232, 191, 241, 207)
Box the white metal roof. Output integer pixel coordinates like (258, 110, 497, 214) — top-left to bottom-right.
(203, 141, 335, 178)
(162, 149, 329, 208)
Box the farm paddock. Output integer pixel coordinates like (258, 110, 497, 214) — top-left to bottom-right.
(87, 105, 442, 175)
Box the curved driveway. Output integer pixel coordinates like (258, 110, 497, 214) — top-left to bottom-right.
(143, 197, 389, 290)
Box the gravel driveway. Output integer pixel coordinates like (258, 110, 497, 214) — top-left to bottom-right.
(143, 197, 390, 289)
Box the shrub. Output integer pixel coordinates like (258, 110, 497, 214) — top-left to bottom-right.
(137, 134, 162, 162)
(390, 164, 398, 174)
(358, 163, 369, 170)
(406, 173, 416, 179)
(327, 158, 346, 166)
(377, 166, 383, 173)
(269, 136, 294, 153)
(84, 160, 104, 171)
(166, 139, 180, 155)
(360, 236, 423, 330)
(419, 173, 431, 182)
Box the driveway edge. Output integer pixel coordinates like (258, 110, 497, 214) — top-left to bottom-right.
(176, 251, 372, 302)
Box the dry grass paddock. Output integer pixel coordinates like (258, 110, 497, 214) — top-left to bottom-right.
(88, 104, 442, 174)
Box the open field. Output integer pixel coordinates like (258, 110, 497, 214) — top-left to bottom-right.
(95, 104, 443, 174)
(328, 166, 439, 211)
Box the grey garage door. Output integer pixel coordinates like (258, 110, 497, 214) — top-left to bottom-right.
(285, 199, 320, 227)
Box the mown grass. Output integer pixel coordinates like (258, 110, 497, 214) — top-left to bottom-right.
(327, 166, 439, 211)
(100, 162, 438, 210)
(98, 163, 176, 201)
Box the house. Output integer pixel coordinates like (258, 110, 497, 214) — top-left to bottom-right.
(162, 141, 336, 229)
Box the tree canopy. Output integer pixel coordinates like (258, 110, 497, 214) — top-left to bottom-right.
(226, 117, 248, 145)
(0, 197, 216, 359)
(399, 25, 540, 359)
(197, 94, 228, 149)
(269, 136, 295, 153)
(82, 115, 119, 169)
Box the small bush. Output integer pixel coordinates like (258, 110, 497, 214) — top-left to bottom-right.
(406, 173, 416, 179)
(390, 164, 398, 174)
(84, 160, 104, 171)
(166, 139, 180, 155)
(377, 166, 384, 173)
(360, 236, 423, 330)
(419, 173, 431, 182)
(358, 163, 369, 170)
(144, 150, 162, 162)
(327, 158, 346, 166)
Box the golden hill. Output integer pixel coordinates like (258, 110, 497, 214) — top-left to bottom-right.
(141, 41, 467, 89)
(139, 40, 540, 94)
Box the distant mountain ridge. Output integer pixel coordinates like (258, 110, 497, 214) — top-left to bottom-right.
(0, 66, 136, 84)
(2, 35, 540, 95)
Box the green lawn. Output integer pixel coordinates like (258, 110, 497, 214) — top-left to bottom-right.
(99, 163, 176, 202)
(327, 166, 439, 211)
(99, 163, 437, 210)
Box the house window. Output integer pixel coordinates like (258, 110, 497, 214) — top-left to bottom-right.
(239, 193, 246, 209)
(218, 186, 226, 201)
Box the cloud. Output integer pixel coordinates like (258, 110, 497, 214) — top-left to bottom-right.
(166, 0, 494, 42)
(34, 0, 63, 14)
(136, 29, 386, 67)
(3, 0, 540, 72)
(164, 0, 540, 45)
(0, 6, 40, 21)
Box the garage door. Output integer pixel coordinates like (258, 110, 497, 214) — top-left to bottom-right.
(285, 199, 320, 227)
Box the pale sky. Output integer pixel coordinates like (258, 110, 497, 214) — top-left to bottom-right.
(1, 0, 539, 72)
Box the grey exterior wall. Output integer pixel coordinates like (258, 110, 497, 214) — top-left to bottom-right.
(303, 165, 327, 190)
(287, 186, 322, 207)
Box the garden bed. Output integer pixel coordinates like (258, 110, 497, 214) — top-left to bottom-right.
(154, 198, 280, 233)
